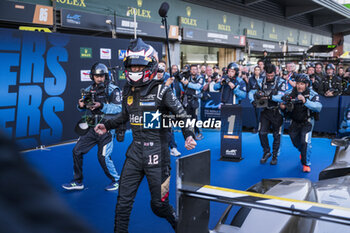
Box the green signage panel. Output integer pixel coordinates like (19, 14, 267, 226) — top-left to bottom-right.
(299, 31, 312, 46)
(263, 22, 284, 42)
(312, 34, 323, 45)
(55, 0, 179, 25)
(14, 0, 51, 5)
(207, 10, 240, 34)
(284, 27, 298, 45)
(176, 3, 208, 29)
(240, 16, 263, 39)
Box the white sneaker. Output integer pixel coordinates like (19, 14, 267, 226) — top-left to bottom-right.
(170, 148, 181, 157)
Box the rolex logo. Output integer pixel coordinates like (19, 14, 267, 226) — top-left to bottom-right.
(223, 15, 227, 24)
(186, 6, 191, 17)
(250, 21, 254, 29)
(272, 27, 275, 33)
(137, 0, 142, 7)
(290, 31, 292, 36)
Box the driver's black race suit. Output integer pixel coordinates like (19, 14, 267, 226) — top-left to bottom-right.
(104, 79, 195, 232)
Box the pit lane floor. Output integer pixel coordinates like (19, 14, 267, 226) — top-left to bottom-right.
(23, 130, 334, 233)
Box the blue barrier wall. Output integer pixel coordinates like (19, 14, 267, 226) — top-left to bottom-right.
(202, 91, 344, 134)
(313, 96, 340, 134)
(241, 97, 257, 129)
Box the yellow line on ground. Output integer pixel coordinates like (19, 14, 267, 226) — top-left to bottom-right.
(203, 185, 350, 212)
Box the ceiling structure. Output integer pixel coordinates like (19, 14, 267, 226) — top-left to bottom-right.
(185, 0, 350, 36)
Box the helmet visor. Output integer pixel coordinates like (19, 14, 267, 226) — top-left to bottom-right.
(124, 56, 151, 69)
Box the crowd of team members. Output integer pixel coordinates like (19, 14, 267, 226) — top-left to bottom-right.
(162, 59, 326, 173)
(171, 60, 349, 98)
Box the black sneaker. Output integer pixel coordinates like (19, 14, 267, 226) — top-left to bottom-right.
(270, 156, 278, 165)
(260, 152, 271, 164)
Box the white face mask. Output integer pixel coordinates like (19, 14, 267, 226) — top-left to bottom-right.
(128, 72, 143, 82)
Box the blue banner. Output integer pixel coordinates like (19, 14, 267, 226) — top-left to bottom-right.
(0, 27, 162, 149)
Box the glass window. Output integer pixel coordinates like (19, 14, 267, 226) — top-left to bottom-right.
(180, 44, 219, 66)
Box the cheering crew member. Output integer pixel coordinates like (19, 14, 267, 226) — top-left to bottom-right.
(279, 74, 322, 173)
(319, 63, 342, 97)
(214, 62, 247, 105)
(248, 64, 286, 165)
(284, 62, 297, 91)
(94, 38, 196, 232)
(62, 63, 121, 191)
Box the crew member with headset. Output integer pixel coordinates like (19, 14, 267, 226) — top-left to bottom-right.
(62, 63, 122, 191)
(180, 64, 205, 140)
(248, 64, 286, 165)
(214, 62, 247, 105)
(319, 63, 342, 97)
(279, 74, 322, 172)
(94, 38, 197, 232)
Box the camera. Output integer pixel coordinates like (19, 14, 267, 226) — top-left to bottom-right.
(282, 70, 288, 76)
(81, 89, 96, 108)
(81, 83, 106, 108)
(255, 98, 268, 108)
(221, 77, 231, 85)
(241, 71, 248, 76)
(175, 67, 190, 82)
(253, 90, 272, 108)
(282, 94, 302, 112)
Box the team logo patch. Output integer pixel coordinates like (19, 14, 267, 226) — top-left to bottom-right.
(140, 102, 156, 106)
(127, 96, 133, 106)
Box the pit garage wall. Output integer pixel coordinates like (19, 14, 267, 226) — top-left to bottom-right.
(0, 27, 162, 149)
